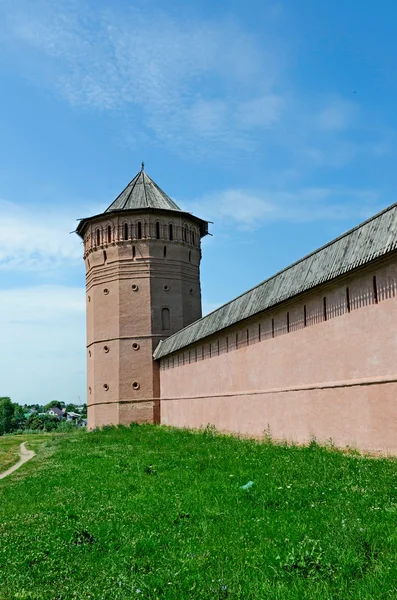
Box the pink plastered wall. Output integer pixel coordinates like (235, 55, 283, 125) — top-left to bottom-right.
(159, 258, 397, 453)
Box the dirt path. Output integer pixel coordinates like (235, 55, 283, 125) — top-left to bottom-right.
(0, 442, 36, 480)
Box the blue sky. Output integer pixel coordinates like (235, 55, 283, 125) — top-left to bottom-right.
(0, 0, 396, 405)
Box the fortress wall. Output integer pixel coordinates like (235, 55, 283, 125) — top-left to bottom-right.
(159, 257, 397, 453)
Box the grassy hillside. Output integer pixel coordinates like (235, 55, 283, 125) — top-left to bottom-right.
(0, 433, 59, 472)
(0, 425, 396, 599)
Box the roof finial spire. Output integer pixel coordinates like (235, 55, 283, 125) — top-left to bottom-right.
(141, 161, 145, 172)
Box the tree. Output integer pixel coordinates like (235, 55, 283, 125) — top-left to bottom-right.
(25, 414, 44, 431)
(39, 415, 59, 432)
(0, 397, 15, 435)
(12, 404, 25, 430)
(66, 404, 78, 413)
(44, 400, 62, 411)
(24, 404, 44, 413)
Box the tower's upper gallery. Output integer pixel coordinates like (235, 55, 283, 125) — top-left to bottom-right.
(76, 167, 209, 239)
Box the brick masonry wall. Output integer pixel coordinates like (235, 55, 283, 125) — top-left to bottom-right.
(85, 211, 202, 429)
(159, 255, 397, 453)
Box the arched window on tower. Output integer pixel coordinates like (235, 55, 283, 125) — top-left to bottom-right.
(96, 229, 101, 246)
(191, 230, 195, 246)
(183, 226, 188, 242)
(169, 224, 173, 241)
(155, 222, 161, 239)
(107, 225, 112, 244)
(137, 222, 142, 239)
(124, 223, 129, 240)
(161, 307, 170, 331)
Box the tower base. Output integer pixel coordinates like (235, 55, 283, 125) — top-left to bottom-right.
(87, 399, 160, 430)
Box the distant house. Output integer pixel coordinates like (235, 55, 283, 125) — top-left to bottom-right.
(47, 407, 64, 419)
(66, 412, 81, 421)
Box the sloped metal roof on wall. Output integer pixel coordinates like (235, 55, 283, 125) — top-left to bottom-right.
(154, 202, 397, 359)
(105, 169, 182, 212)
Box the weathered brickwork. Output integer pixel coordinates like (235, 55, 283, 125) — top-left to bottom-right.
(84, 212, 203, 428)
(159, 256, 397, 453)
(77, 170, 397, 452)
(77, 170, 208, 430)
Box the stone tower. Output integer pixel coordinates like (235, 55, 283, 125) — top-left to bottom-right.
(76, 166, 208, 429)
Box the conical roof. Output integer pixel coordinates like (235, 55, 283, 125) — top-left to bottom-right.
(75, 166, 209, 239)
(105, 168, 181, 213)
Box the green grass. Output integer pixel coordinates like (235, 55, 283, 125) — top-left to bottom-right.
(0, 425, 396, 599)
(0, 433, 59, 472)
(0, 437, 22, 472)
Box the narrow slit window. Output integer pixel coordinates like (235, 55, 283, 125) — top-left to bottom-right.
(124, 223, 129, 240)
(346, 287, 350, 313)
(163, 245, 167, 258)
(226, 336, 229, 352)
(161, 307, 170, 330)
(107, 225, 112, 243)
(103, 250, 107, 263)
(246, 329, 249, 345)
(235, 332, 238, 349)
(258, 323, 261, 341)
(287, 312, 290, 333)
(96, 229, 100, 246)
(137, 222, 142, 239)
(189, 250, 192, 263)
(373, 275, 378, 304)
(169, 224, 173, 241)
(271, 318, 275, 338)
(303, 305, 307, 327)
(323, 297, 327, 321)
(192, 231, 195, 246)
(132, 245, 136, 259)
(155, 222, 160, 239)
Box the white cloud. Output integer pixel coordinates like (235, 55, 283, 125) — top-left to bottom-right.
(314, 99, 357, 132)
(0, 198, 82, 272)
(0, 0, 389, 167)
(0, 285, 86, 405)
(194, 186, 382, 227)
(236, 95, 285, 127)
(0, 1, 286, 158)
